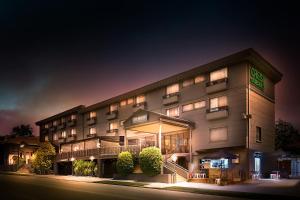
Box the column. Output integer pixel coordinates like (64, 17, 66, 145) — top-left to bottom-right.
(97, 159, 103, 177)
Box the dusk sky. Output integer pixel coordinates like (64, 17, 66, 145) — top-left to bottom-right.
(0, 0, 299, 135)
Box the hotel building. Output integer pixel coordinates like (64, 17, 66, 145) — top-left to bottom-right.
(36, 49, 282, 181)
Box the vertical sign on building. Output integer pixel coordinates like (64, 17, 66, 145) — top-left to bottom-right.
(250, 67, 264, 90)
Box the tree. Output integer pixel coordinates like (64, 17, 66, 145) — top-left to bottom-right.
(275, 120, 300, 153)
(139, 147, 162, 176)
(11, 124, 33, 136)
(31, 142, 56, 174)
(116, 151, 134, 176)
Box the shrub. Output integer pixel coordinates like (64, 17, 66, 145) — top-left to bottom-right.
(73, 160, 97, 176)
(31, 142, 56, 174)
(139, 147, 162, 176)
(116, 151, 134, 176)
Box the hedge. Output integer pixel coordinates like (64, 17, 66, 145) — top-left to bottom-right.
(139, 147, 162, 176)
(116, 151, 134, 176)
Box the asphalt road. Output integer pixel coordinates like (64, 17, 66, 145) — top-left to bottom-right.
(0, 174, 251, 200)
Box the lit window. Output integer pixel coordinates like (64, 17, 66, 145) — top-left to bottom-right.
(166, 83, 179, 95)
(109, 122, 118, 130)
(232, 154, 240, 164)
(256, 126, 262, 142)
(61, 118, 66, 123)
(136, 95, 145, 104)
(71, 129, 76, 135)
(44, 124, 49, 129)
(90, 111, 96, 118)
(195, 75, 205, 83)
(209, 127, 228, 142)
(45, 135, 49, 141)
(89, 127, 96, 135)
(166, 107, 179, 117)
(210, 159, 229, 168)
(210, 96, 227, 111)
(53, 133, 58, 141)
(182, 79, 194, 87)
(61, 131, 66, 138)
(194, 101, 206, 109)
(210, 68, 228, 82)
(53, 121, 58, 126)
(182, 104, 194, 112)
(71, 114, 76, 120)
(110, 104, 118, 112)
(120, 100, 127, 107)
(127, 98, 134, 105)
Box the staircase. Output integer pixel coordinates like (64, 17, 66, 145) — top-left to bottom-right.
(163, 160, 189, 183)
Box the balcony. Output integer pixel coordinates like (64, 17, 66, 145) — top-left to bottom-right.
(49, 126, 57, 132)
(67, 134, 76, 142)
(57, 123, 66, 130)
(87, 133, 97, 138)
(106, 129, 118, 136)
(106, 110, 118, 120)
(206, 78, 228, 94)
(87, 117, 97, 125)
(206, 106, 229, 120)
(58, 136, 66, 143)
(162, 92, 180, 106)
(132, 102, 147, 110)
(67, 119, 76, 127)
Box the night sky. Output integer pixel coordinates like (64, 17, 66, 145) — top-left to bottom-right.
(0, 0, 299, 135)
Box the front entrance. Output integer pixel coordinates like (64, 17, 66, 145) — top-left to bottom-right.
(102, 159, 117, 178)
(57, 161, 72, 175)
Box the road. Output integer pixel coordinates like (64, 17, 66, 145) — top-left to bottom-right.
(0, 174, 249, 200)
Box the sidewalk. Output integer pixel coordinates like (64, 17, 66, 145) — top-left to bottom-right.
(2, 171, 300, 198)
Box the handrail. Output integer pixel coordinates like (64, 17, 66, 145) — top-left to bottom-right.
(164, 160, 189, 179)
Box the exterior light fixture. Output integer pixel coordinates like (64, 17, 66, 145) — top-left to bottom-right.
(171, 154, 178, 163)
(89, 156, 95, 161)
(20, 144, 25, 148)
(70, 157, 75, 161)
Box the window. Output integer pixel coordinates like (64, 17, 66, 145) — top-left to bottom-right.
(109, 122, 118, 130)
(209, 127, 228, 142)
(89, 111, 96, 118)
(89, 127, 96, 135)
(61, 117, 66, 123)
(45, 135, 49, 141)
(53, 121, 58, 126)
(232, 154, 240, 164)
(209, 96, 227, 111)
(210, 159, 229, 168)
(166, 107, 179, 117)
(182, 101, 206, 112)
(120, 100, 127, 107)
(44, 124, 49, 129)
(182, 104, 194, 112)
(71, 114, 76, 120)
(110, 104, 118, 112)
(210, 68, 228, 81)
(194, 101, 206, 109)
(183, 79, 194, 87)
(195, 75, 205, 83)
(61, 131, 66, 138)
(127, 98, 134, 105)
(166, 83, 179, 95)
(136, 95, 145, 104)
(256, 126, 262, 142)
(71, 129, 76, 135)
(53, 133, 58, 141)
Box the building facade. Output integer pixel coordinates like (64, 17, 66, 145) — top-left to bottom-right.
(36, 49, 282, 180)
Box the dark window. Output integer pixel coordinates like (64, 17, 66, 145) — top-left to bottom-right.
(256, 126, 262, 142)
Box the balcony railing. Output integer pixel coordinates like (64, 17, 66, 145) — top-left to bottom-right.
(206, 106, 229, 120)
(206, 78, 228, 94)
(87, 133, 97, 138)
(87, 117, 97, 125)
(56, 145, 145, 160)
(106, 110, 118, 120)
(67, 120, 76, 127)
(162, 92, 180, 106)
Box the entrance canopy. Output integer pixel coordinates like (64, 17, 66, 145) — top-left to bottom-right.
(123, 109, 195, 133)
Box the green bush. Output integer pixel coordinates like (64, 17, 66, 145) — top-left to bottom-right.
(139, 147, 162, 176)
(73, 160, 97, 176)
(116, 151, 134, 176)
(31, 142, 56, 174)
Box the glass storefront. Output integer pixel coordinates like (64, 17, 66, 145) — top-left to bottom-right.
(161, 131, 189, 154)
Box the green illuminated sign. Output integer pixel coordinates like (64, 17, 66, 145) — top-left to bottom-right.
(250, 67, 264, 90)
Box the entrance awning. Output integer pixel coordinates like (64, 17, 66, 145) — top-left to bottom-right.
(123, 109, 195, 133)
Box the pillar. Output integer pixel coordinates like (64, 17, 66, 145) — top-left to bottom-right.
(97, 159, 103, 178)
